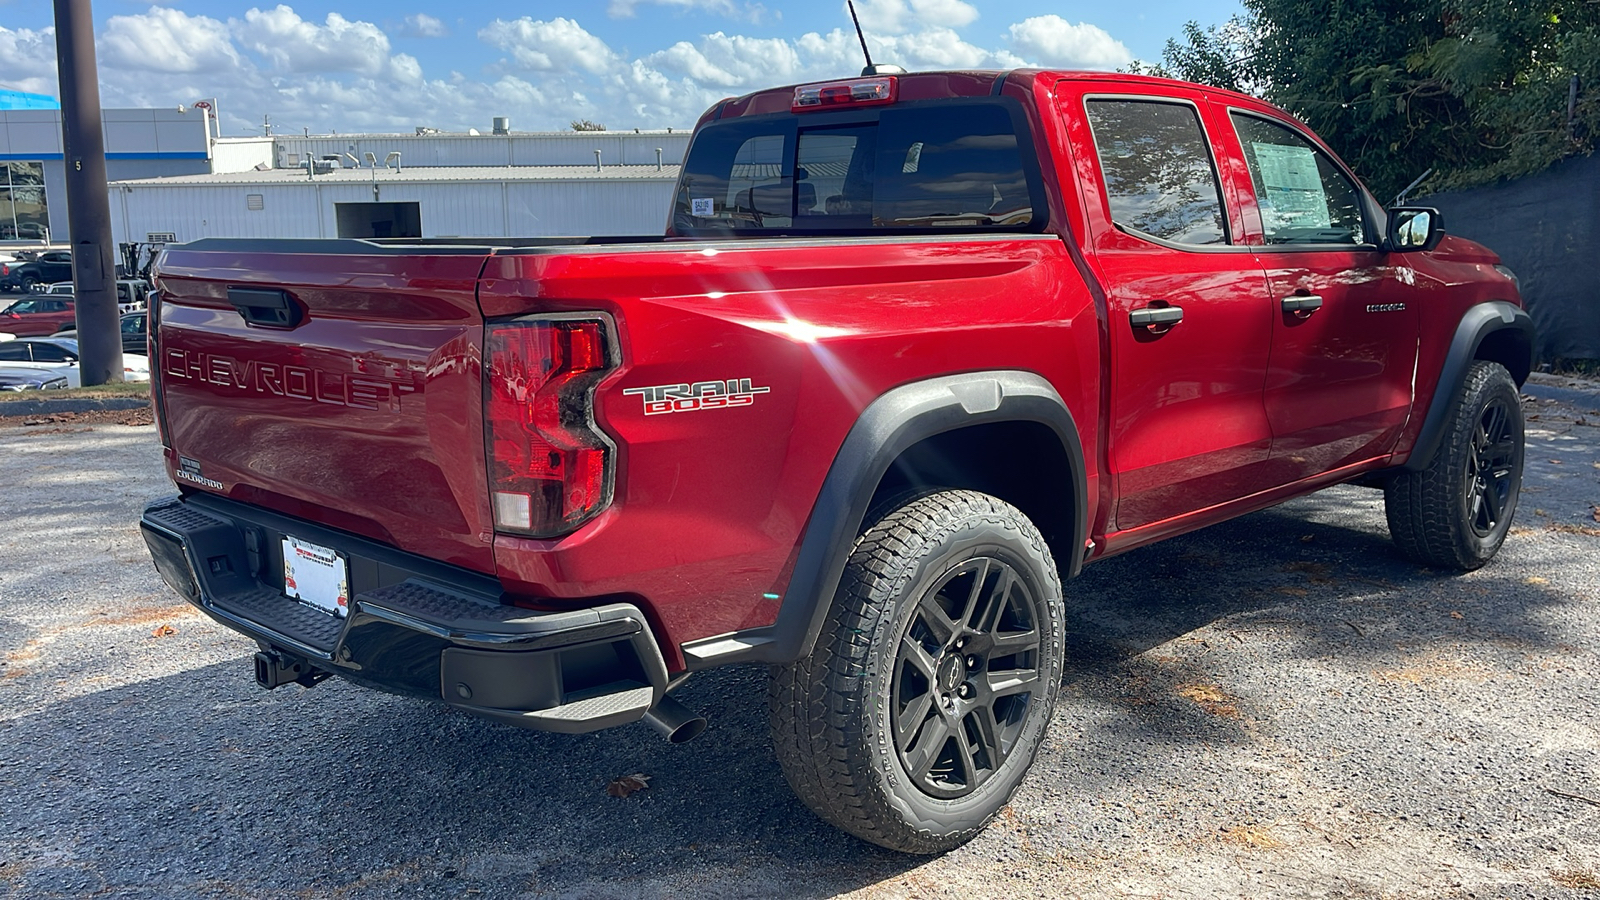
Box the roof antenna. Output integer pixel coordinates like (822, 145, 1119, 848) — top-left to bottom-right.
(847, 1, 906, 76)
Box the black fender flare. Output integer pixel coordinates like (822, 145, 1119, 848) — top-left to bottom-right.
(681, 370, 1088, 669)
(1404, 300, 1534, 472)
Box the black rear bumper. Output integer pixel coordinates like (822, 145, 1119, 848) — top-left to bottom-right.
(140, 493, 668, 733)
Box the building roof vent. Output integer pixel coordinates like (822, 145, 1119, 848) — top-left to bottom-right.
(492, 116, 510, 135)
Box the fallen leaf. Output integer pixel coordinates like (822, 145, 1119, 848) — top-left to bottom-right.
(1177, 683, 1240, 717)
(1552, 870, 1600, 890)
(1591, 505, 1599, 523)
(1449, 611, 1464, 620)
(1299, 534, 1315, 542)
(1548, 459, 1563, 465)
(151, 624, 177, 638)
(1525, 576, 1549, 585)
(606, 773, 651, 798)
(1218, 824, 1282, 850)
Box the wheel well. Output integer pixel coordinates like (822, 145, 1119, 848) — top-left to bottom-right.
(1476, 326, 1532, 386)
(868, 421, 1078, 571)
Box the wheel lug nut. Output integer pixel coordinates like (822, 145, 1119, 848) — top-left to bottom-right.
(955, 638, 965, 649)
(966, 656, 980, 668)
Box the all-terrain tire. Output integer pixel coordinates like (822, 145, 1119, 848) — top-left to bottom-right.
(1385, 360, 1524, 570)
(768, 490, 1066, 854)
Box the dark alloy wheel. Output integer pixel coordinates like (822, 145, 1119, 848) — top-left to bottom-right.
(1463, 393, 1519, 539)
(1386, 360, 1524, 570)
(770, 490, 1065, 854)
(892, 556, 1042, 799)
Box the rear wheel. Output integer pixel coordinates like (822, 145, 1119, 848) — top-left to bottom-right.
(769, 490, 1065, 853)
(1385, 360, 1524, 570)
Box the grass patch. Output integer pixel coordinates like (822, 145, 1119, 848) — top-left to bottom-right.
(0, 381, 149, 403)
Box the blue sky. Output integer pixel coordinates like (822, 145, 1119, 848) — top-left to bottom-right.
(0, 0, 1243, 135)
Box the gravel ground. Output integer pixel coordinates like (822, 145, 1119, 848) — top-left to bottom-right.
(1, 377, 1596, 899)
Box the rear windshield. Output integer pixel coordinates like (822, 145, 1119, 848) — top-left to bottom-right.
(671, 98, 1046, 236)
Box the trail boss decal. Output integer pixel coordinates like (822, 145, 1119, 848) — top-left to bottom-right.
(623, 378, 771, 415)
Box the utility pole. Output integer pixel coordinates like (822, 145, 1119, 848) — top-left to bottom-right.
(53, 0, 121, 385)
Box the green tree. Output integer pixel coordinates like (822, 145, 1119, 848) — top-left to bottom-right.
(1125, 16, 1258, 95)
(1136, 1, 1600, 197)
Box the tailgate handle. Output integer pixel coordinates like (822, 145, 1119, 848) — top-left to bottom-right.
(228, 287, 303, 329)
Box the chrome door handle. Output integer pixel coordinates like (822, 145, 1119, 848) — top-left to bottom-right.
(1281, 294, 1324, 313)
(1129, 306, 1184, 327)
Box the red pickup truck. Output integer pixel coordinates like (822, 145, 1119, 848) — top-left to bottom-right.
(141, 69, 1532, 853)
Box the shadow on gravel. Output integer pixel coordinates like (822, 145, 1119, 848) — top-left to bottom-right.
(0, 658, 911, 898)
(1054, 485, 1581, 746)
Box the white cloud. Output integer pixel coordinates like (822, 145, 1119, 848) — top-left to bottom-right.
(479, 17, 619, 76)
(234, 7, 412, 80)
(0, 4, 1145, 147)
(644, 33, 803, 88)
(0, 26, 58, 96)
(1007, 15, 1132, 70)
(400, 14, 449, 39)
(850, 0, 978, 35)
(608, 0, 767, 22)
(885, 27, 990, 69)
(100, 7, 243, 75)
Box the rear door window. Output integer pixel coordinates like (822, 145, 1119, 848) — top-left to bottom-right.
(1085, 99, 1229, 246)
(673, 98, 1044, 235)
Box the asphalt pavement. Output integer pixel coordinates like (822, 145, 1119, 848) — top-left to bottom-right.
(0, 379, 1596, 899)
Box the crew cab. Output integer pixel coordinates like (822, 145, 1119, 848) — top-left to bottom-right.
(140, 69, 1532, 854)
(0, 249, 72, 292)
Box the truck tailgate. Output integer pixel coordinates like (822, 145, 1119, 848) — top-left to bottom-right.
(153, 243, 497, 574)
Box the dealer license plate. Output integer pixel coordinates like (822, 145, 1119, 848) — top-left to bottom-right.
(282, 536, 349, 619)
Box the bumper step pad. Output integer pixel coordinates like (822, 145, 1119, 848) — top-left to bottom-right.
(140, 494, 671, 734)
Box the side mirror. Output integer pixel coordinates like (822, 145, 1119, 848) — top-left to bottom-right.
(1387, 206, 1444, 252)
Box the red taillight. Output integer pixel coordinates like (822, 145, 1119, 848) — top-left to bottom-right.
(485, 316, 618, 537)
(792, 76, 897, 111)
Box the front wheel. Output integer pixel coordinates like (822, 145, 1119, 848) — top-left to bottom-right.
(769, 490, 1065, 853)
(1386, 360, 1524, 570)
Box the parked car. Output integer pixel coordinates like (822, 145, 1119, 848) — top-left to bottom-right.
(0, 365, 69, 391)
(31, 278, 147, 312)
(139, 68, 1532, 854)
(0, 296, 76, 336)
(52, 311, 148, 355)
(0, 250, 72, 292)
(0, 335, 150, 386)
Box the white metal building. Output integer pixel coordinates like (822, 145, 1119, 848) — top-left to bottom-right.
(108, 128, 692, 243)
(109, 163, 682, 242)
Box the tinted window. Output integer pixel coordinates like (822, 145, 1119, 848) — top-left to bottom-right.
(0, 345, 29, 361)
(122, 315, 146, 334)
(1231, 114, 1366, 244)
(29, 343, 71, 362)
(674, 99, 1041, 234)
(1086, 100, 1227, 246)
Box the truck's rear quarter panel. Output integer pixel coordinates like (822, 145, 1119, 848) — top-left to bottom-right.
(480, 235, 1099, 662)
